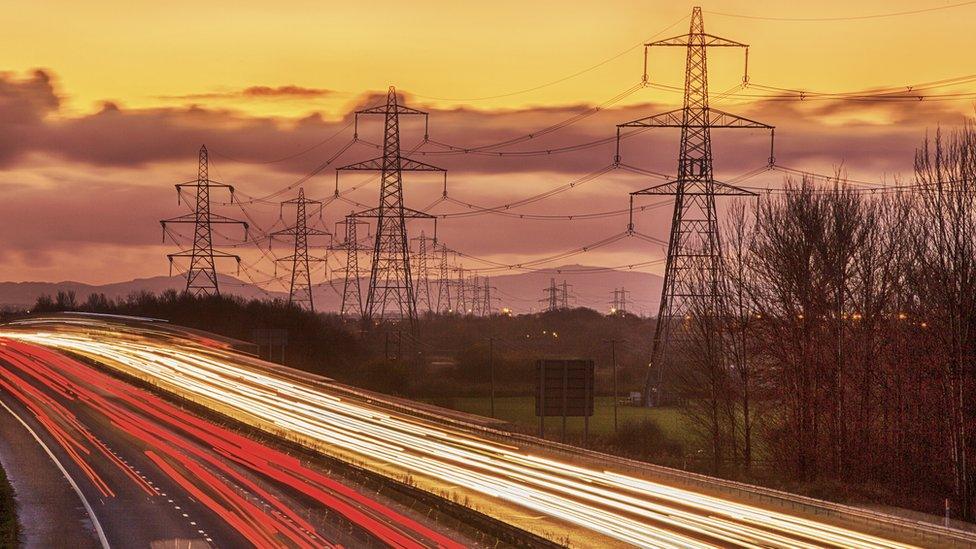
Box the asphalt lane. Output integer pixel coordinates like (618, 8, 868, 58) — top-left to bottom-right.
(0, 339, 472, 548)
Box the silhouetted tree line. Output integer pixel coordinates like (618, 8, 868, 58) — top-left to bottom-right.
(32, 289, 362, 378)
(674, 123, 976, 520)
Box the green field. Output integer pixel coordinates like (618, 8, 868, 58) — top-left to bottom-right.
(425, 395, 699, 446)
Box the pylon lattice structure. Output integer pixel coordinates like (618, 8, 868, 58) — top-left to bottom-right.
(560, 280, 572, 309)
(330, 212, 371, 318)
(610, 287, 631, 314)
(541, 278, 560, 312)
(411, 232, 434, 314)
(615, 7, 774, 405)
(271, 188, 329, 311)
(436, 243, 452, 314)
(161, 145, 249, 297)
(481, 276, 496, 316)
(337, 86, 444, 324)
(454, 266, 467, 313)
(468, 275, 482, 315)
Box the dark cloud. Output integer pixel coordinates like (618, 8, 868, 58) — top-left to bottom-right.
(159, 85, 334, 101)
(0, 70, 972, 283)
(0, 70, 965, 180)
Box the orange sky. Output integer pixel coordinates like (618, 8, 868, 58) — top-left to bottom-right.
(0, 1, 974, 293)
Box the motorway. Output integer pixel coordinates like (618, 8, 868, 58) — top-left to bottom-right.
(0, 315, 960, 548)
(0, 335, 474, 548)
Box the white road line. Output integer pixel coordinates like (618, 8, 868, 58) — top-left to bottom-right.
(0, 397, 111, 549)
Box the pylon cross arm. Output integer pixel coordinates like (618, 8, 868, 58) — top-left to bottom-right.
(631, 179, 757, 197)
(275, 254, 326, 263)
(645, 33, 747, 48)
(618, 107, 772, 129)
(271, 226, 330, 237)
(167, 250, 241, 261)
(357, 104, 428, 117)
(338, 156, 444, 172)
(352, 206, 435, 219)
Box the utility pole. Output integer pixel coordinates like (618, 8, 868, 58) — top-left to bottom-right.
(337, 86, 444, 324)
(161, 145, 248, 296)
(271, 188, 329, 311)
(488, 335, 496, 418)
(615, 7, 773, 406)
(604, 338, 624, 432)
(331, 212, 371, 318)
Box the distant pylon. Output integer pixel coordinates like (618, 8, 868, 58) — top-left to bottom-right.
(271, 188, 329, 311)
(469, 275, 482, 315)
(436, 243, 452, 313)
(331, 212, 370, 318)
(482, 276, 496, 316)
(610, 287, 630, 314)
(161, 145, 248, 296)
(337, 86, 445, 324)
(454, 265, 467, 313)
(411, 232, 434, 314)
(560, 280, 572, 309)
(541, 278, 559, 312)
(615, 7, 774, 405)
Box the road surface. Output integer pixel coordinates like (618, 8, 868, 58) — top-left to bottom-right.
(1, 315, 968, 548)
(0, 336, 473, 548)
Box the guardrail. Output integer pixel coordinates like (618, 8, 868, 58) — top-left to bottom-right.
(300, 373, 976, 548)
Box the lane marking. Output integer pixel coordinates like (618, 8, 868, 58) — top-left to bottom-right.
(0, 397, 111, 549)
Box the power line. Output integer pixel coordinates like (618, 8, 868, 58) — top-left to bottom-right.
(706, 2, 976, 22)
(408, 14, 689, 102)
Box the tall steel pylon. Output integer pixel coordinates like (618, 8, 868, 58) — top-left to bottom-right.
(454, 265, 467, 313)
(337, 86, 444, 324)
(541, 278, 559, 312)
(615, 7, 774, 405)
(411, 231, 434, 314)
(560, 280, 572, 309)
(330, 212, 371, 318)
(481, 276, 496, 316)
(469, 275, 482, 315)
(271, 188, 329, 311)
(161, 145, 248, 296)
(436, 243, 452, 314)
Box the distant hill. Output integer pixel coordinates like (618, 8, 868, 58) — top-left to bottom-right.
(0, 265, 663, 315)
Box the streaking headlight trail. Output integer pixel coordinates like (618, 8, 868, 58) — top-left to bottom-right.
(0, 318, 927, 548)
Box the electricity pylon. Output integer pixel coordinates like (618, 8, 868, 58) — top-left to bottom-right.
(454, 265, 467, 313)
(436, 243, 452, 313)
(161, 145, 248, 296)
(541, 278, 559, 312)
(468, 275, 482, 315)
(615, 7, 774, 405)
(331, 212, 370, 318)
(411, 232, 434, 314)
(271, 188, 329, 311)
(337, 86, 444, 324)
(560, 280, 572, 309)
(610, 287, 631, 314)
(481, 276, 497, 316)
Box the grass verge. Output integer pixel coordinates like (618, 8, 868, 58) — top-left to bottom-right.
(0, 463, 17, 548)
